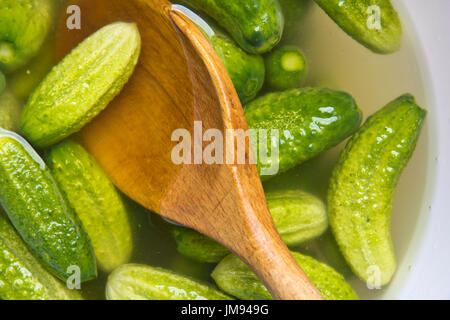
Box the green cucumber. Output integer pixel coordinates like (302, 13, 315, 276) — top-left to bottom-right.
(0, 0, 54, 71)
(264, 45, 307, 90)
(106, 264, 233, 300)
(172, 190, 328, 262)
(0, 129, 96, 282)
(178, 6, 265, 103)
(328, 94, 426, 286)
(0, 212, 82, 300)
(0, 71, 5, 93)
(279, 0, 310, 41)
(19, 22, 141, 148)
(245, 88, 362, 180)
(0, 89, 22, 132)
(314, 0, 402, 54)
(212, 252, 358, 300)
(46, 140, 133, 273)
(180, 0, 284, 54)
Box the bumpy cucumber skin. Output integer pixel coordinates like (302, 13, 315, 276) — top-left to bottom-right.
(106, 264, 233, 300)
(212, 252, 358, 300)
(0, 130, 96, 282)
(46, 140, 133, 273)
(0, 89, 22, 132)
(172, 190, 328, 262)
(0, 0, 54, 71)
(328, 94, 426, 286)
(181, 0, 284, 54)
(0, 213, 82, 300)
(314, 0, 402, 54)
(19, 22, 141, 148)
(245, 88, 362, 180)
(264, 45, 307, 91)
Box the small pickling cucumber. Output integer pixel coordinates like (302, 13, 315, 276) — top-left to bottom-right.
(178, 7, 265, 103)
(45, 140, 133, 273)
(279, 0, 310, 41)
(245, 88, 362, 180)
(316, 231, 353, 277)
(314, 0, 402, 54)
(264, 45, 307, 90)
(0, 89, 22, 132)
(0, 0, 54, 71)
(0, 129, 96, 282)
(172, 190, 328, 262)
(180, 0, 284, 54)
(0, 212, 83, 300)
(212, 252, 358, 300)
(106, 264, 233, 300)
(328, 94, 426, 286)
(0, 71, 5, 93)
(19, 22, 141, 148)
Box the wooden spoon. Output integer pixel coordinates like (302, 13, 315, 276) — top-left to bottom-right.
(57, 0, 322, 300)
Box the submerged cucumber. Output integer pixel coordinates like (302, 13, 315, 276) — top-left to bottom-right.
(279, 0, 310, 41)
(264, 45, 307, 90)
(328, 94, 426, 286)
(245, 88, 362, 180)
(314, 0, 402, 53)
(181, 0, 284, 54)
(0, 129, 96, 282)
(0, 212, 82, 300)
(0, 89, 22, 132)
(20, 22, 141, 148)
(46, 140, 133, 273)
(172, 190, 328, 262)
(212, 252, 358, 300)
(178, 7, 265, 103)
(106, 264, 233, 300)
(0, 71, 5, 93)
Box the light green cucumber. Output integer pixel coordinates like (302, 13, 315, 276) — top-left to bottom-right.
(212, 252, 358, 300)
(0, 129, 96, 282)
(328, 94, 426, 286)
(172, 190, 328, 262)
(0, 0, 55, 71)
(45, 139, 133, 273)
(106, 264, 233, 300)
(245, 88, 362, 180)
(180, 0, 284, 54)
(0, 89, 22, 132)
(0, 212, 82, 300)
(176, 6, 265, 103)
(314, 0, 402, 53)
(19, 22, 141, 148)
(264, 45, 307, 90)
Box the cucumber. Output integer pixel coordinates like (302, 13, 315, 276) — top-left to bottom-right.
(0, 71, 5, 93)
(264, 45, 307, 90)
(245, 88, 362, 180)
(328, 94, 426, 286)
(172, 190, 328, 262)
(316, 231, 353, 277)
(279, 0, 310, 41)
(0, 89, 22, 132)
(0, 129, 96, 282)
(0, 212, 82, 300)
(19, 22, 141, 148)
(177, 6, 265, 103)
(0, 0, 54, 71)
(314, 0, 402, 54)
(212, 252, 358, 300)
(180, 0, 284, 54)
(46, 139, 133, 273)
(106, 264, 233, 300)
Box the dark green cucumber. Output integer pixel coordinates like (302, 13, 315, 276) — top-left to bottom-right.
(0, 0, 54, 71)
(212, 252, 358, 300)
(172, 190, 328, 262)
(19, 22, 141, 148)
(279, 0, 310, 41)
(177, 6, 265, 103)
(0, 89, 22, 132)
(180, 0, 284, 54)
(328, 94, 426, 286)
(106, 264, 233, 300)
(0, 71, 5, 93)
(0, 129, 96, 282)
(264, 45, 307, 90)
(314, 0, 402, 54)
(245, 88, 362, 180)
(46, 140, 133, 273)
(0, 212, 82, 300)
